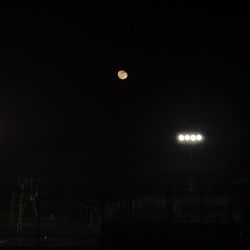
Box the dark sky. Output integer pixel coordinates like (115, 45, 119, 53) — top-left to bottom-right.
(0, 5, 249, 178)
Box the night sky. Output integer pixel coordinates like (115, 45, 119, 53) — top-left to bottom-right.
(0, 5, 249, 179)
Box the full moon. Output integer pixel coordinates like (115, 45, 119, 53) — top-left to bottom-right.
(117, 70, 128, 80)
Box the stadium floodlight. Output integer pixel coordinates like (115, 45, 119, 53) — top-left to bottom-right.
(177, 132, 204, 144)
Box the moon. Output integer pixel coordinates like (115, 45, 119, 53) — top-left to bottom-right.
(117, 70, 128, 80)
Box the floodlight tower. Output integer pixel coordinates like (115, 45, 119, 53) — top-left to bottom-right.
(177, 132, 205, 223)
(177, 132, 204, 166)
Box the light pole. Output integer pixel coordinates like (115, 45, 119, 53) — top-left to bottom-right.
(176, 133, 204, 166)
(176, 132, 205, 224)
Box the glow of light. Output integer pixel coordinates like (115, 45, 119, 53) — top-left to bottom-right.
(117, 70, 128, 80)
(190, 135, 196, 141)
(196, 134, 202, 141)
(177, 132, 204, 144)
(178, 134, 185, 141)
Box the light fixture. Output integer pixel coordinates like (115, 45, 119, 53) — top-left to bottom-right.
(196, 134, 203, 141)
(178, 134, 185, 141)
(177, 132, 204, 144)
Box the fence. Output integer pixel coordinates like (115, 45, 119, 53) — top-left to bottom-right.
(0, 175, 245, 246)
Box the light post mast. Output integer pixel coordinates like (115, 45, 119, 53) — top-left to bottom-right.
(176, 132, 205, 223)
(176, 133, 204, 166)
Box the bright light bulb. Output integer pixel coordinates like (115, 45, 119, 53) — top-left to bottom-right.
(196, 134, 202, 141)
(178, 135, 185, 141)
(190, 135, 196, 141)
(185, 135, 190, 141)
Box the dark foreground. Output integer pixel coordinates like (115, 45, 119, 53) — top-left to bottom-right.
(100, 222, 248, 249)
(2, 222, 249, 249)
